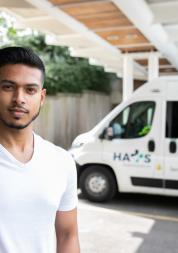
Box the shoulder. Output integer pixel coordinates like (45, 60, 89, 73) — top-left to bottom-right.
(34, 133, 75, 168)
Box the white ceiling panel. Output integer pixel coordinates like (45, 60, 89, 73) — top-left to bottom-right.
(165, 25, 178, 42)
(52, 34, 98, 48)
(5, 7, 47, 18)
(0, 0, 33, 8)
(0, 0, 178, 79)
(24, 17, 76, 35)
(149, 0, 178, 24)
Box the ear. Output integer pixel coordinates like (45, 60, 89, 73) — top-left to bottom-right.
(40, 88, 46, 106)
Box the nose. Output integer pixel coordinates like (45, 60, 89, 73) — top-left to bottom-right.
(12, 88, 26, 105)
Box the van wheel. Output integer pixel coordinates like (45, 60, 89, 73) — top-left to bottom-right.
(79, 165, 117, 202)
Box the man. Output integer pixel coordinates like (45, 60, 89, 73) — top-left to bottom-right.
(0, 46, 80, 253)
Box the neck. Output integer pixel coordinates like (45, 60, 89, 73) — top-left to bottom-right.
(0, 124, 35, 163)
(0, 124, 34, 151)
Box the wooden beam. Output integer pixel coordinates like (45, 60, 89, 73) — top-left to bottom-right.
(60, 1, 118, 16)
(70, 10, 123, 20)
(159, 67, 178, 73)
(49, 0, 96, 6)
(117, 43, 152, 48)
(49, 0, 110, 7)
(159, 58, 171, 65)
(97, 28, 148, 39)
(60, 1, 133, 31)
(136, 58, 172, 66)
(120, 46, 156, 53)
(97, 28, 149, 45)
(93, 25, 135, 32)
(78, 17, 132, 29)
(136, 59, 148, 66)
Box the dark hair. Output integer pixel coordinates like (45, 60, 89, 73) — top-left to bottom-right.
(0, 46, 45, 83)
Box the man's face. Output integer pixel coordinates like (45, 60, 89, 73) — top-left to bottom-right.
(0, 64, 46, 130)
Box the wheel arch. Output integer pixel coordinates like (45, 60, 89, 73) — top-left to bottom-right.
(77, 163, 119, 191)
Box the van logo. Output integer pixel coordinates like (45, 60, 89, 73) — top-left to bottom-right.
(113, 149, 151, 164)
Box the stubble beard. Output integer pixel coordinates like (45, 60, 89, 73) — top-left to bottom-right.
(0, 107, 41, 130)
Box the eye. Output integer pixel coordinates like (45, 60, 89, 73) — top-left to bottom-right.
(1, 84, 14, 91)
(26, 87, 38, 95)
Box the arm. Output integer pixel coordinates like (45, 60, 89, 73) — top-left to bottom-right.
(55, 208, 80, 253)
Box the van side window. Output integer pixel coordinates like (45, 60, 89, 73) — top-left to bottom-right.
(111, 101, 155, 139)
(166, 101, 178, 138)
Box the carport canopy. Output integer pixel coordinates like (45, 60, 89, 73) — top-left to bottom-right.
(1, 0, 178, 99)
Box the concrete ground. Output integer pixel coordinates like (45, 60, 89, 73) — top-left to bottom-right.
(78, 194, 178, 253)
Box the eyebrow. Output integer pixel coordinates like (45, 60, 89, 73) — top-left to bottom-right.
(0, 79, 41, 87)
(0, 79, 16, 85)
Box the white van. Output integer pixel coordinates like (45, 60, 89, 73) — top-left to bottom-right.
(70, 76, 178, 202)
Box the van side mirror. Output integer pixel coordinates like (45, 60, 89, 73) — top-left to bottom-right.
(99, 127, 114, 140)
(106, 127, 114, 140)
(99, 128, 106, 139)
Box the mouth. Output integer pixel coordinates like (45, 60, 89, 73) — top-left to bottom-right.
(8, 107, 29, 117)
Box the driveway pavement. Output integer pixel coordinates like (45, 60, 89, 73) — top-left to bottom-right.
(78, 194, 178, 253)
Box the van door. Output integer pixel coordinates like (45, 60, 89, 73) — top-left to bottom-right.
(102, 99, 164, 194)
(164, 101, 178, 196)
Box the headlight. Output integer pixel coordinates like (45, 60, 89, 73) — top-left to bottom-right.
(71, 142, 84, 149)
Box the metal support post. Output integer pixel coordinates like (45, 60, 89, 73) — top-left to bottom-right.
(148, 53, 159, 81)
(123, 54, 134, 101)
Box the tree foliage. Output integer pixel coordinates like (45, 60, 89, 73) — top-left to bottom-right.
(0, 13, 116, 95)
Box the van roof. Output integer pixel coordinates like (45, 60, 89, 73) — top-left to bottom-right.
(91, 76, 178, 135)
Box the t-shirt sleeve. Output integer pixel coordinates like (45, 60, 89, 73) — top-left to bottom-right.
(58, 153, 78, 211)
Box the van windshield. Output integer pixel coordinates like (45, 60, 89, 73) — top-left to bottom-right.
(111, 101, 155, 139)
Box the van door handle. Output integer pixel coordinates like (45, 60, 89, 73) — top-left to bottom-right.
(169, 141, 177, 153)
(148, 140, 155, 152)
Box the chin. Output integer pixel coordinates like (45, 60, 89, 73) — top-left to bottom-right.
(8, 124, 29, 130)
(3, 119, 32, 130)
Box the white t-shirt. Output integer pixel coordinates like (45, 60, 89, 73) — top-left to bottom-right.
(0, 133, 78, 253)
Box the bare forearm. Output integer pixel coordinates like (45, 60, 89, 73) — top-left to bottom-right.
(57, 235, 80, 253)
(55, 209, 80, 253)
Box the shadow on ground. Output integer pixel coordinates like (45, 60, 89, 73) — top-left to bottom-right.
(78, 193, 178, 253)
(79, 192, 178, 217)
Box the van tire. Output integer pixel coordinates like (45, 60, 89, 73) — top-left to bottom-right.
(79, 165, 117, 202)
